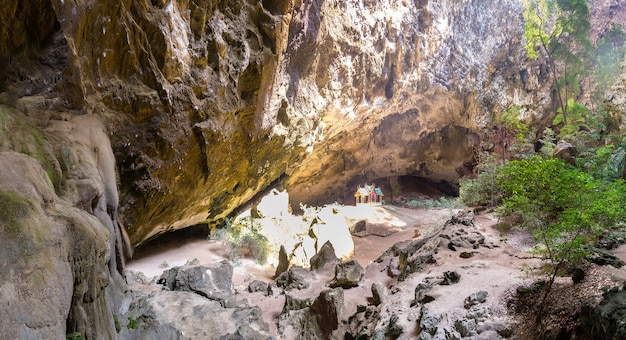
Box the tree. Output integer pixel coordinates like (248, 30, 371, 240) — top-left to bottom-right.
(594, 24, 626, 100)
(523, 0, 592, 126)
(495, 156, 626, 318)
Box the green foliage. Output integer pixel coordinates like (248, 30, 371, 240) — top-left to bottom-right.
(496, 105, 534, 159)
(459, 174, 501, 208)
(407, 197, 458, 209)
(523, 0, 592, 125)
(113, 315, 121, 333)
(459, 152, 503, 207)
(215, 216, 271, 265)
(493, 156, 626, 320)
(66, 333, 84, 340)
(499, 105, 530, 144)
(538, 127, 557, 157)
(577, 144, 626, 181)
(127, 316, 138, 330)
(594, 23, 626, 99)
(496, 157, 626, 265)
(553, 98, 591, 138)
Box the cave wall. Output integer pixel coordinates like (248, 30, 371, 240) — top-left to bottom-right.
(39, 0, 552, 245)
(1, 0, 626, 337)
(1, 0, 625, 246)
(280, 0, 542, 205)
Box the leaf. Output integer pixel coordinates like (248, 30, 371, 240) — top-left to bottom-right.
(553, 113, 564, 125)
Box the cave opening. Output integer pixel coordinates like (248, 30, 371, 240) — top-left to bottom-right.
(347, 175, 459, 206)
(131, 223, 211, 262)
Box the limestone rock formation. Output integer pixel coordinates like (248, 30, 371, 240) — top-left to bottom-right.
(157, 261, 235, 306)
(277, 287, 344, 340)
(275, 266, 314, 291)
(0, 151, 118, 339)
(118, 290, 272, 340)
(579, 285, 626, 340)
(329, 259, 365, 288)
(2, 0, 626, 337)
(0, 0, 561, 247)
(310, 240, 340, 271)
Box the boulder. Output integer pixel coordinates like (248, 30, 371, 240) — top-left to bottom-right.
(248, 280, 268, 293)
(330, 260, 365, 288)
(439, 224, 485, 250)
(274, 245, 290, 279)
(158, 261, 234, 306)
(572, 267, 586, 284)
(552, 140, 579, 164)
(397, 237, 440, 281)
(281, 294, 314, 314)
(371, 282, 387, 306)
(266, 282, 280, 297)
(441, 271, 461, 285)
(438, 210, 486, 251)
(578, 286, 626, 339)
(418, 307, 442, 336)
(595, 230, 626, 250)
(414, 283, 434, 305)
(454, 318, 477, 337)
(464, 291, 489, 309)
(118, 290, 271, 340)
(310, 241, 339, 271)
(310, 288, 344, 338)
(275, 266, 313, 291)
(588, 248, 625, 268)
(125, 270, 151, 285)
(351, 220, 367, 234)
(277, 288, 344, 340)
(448, 210, 475, 226)
(386, 313, 404, 338)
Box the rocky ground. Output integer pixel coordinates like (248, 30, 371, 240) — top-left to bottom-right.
(121, 205, 626, 339)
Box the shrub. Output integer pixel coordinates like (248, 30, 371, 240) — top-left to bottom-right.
(215, 216, 271, 265)
(495, 156, 626, 317)
(458, 171, 502, 207)
(66, 333, 84, 340)
(127, 316, 138, 330)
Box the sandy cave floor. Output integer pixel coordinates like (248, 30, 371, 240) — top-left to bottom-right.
(126, 205, 455, 284)
(125, 205, 626, 338)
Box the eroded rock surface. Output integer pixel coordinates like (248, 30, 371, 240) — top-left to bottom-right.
(0, 151, 118, 339)
(0, 0, 572, 247)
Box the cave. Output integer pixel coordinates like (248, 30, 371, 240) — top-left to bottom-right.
(131, 223, 211, 262)
(338, 175, 459, 206)
(3, 0, 626, 338)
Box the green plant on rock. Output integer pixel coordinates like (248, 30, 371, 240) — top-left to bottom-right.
(0, 105, 61, 191)
(577, 144, 626, 181)
(127, 316, 138, 330)
(113, 314, 121, 333)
